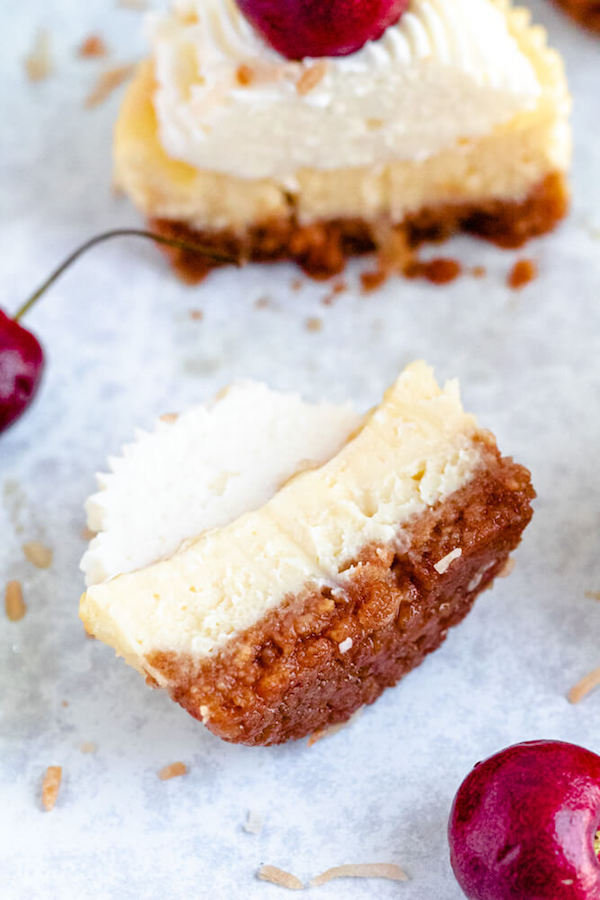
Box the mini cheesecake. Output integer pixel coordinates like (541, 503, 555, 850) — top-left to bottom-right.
(114, 0, 570, 280)
(80, 364, 534, 745)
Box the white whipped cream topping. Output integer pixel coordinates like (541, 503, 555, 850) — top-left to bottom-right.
(149, 0, 541, 179)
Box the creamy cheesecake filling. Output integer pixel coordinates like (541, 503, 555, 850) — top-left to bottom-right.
(149, 0, 541, 179)
(81, 382, 361, 586)
(81, 363, 486, 669)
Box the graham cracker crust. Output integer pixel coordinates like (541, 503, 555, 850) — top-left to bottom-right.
(149, 172, 568, 282)
(552, 0, 600, 31)
(147, 441, 534, 746)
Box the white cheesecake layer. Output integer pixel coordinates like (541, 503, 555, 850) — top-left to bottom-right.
(81, 363, 484, 671)
(81, 382, 361, 586)
(149, 0, 541, 179)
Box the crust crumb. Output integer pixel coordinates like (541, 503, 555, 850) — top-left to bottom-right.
(25, 29, 53, 82)
(568, 667, 600, 704)
(305, 317, 323, 333)
(254, 296, 271, 310)
(41, 766, 62, 811)
(434, 548, 462, 574)
(322, 279, 347, 306)
(85, 63, 136, 108)
(508, 259, 537, 290)
(257, 866, 304, 890)
(5, 580, 26, 622)
(23, 541, 53, 569)
(236, 64, 254, 86)
(189, 308, 203, 321)
(310, 863, 408, 886)
(297, 60, 329, 95)
(78, 35, 108, 58)
(158, 761, 187, 780)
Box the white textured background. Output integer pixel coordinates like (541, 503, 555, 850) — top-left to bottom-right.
(1, 2, 600, 897)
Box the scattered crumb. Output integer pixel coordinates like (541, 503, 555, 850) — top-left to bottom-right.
(406, 257, 462, 285)
(568, 667, 600, 704)
(322, 279, 347, 306)
(257, 866, 304, 890)
(434, 548, 462, 575)
(85, 63, 136, 109)
(80, 742, 97, 754)
(158, 761, 188, 781)
(497, 557, 515, 578)
(305, 317, 323, 333)
(78, 35, 108, 58)
(41, 766, 62, 811)
(471, 265, 487, 278)
(291, 278, 303, 291)
(585, 590, 600, 602)
(24, 29, 53, 82)
(338, 637, 353, 654)
(254, 296, 271, 310)
(159, 413, 179, 424)
(307, 709, 363, 747)
(310, 863, 408, 886)
(23, 540, 53, 569)
(5, 580, 26, 622)
(360, 268, 388, 293)
(243, 809, 263, 834)
(297, 60, 329, 95)
(508, 259, 537, 290)
(236, 64, 254, 86)
(61, 700, 69, 708)
(189, 308, 203, 321)
(81, 526, 97, 541)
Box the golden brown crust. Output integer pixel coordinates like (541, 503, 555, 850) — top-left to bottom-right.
(147, 443, 535, 745)
(551, 0, 600, 32)
(148, 172, 568, 282)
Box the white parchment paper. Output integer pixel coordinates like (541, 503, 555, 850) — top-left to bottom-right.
(1, 2, 600, 897)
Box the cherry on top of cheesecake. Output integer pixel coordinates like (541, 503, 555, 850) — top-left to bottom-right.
(234, 0, 409, 60)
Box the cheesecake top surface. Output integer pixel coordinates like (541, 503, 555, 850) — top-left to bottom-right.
(81, 363, 485, 666)
(148, 0, 542, 178)
(81, 381, 361, 587)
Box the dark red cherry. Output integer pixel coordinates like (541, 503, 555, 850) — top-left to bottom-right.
(0, 311, 44, 432)
(235, 0, 409, 60)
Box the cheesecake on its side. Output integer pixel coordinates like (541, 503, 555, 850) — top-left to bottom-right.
(114, 0, 570, 280)
(80, 363, 534, 745)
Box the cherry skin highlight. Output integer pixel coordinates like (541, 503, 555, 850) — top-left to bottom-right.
(0, 311, 44, 433)
(448, 740, 600, 899)
(235, 0, 409, 59)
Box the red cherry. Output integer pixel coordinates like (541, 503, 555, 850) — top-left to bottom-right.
(0, 311, 44, 433)
(235, 0, 409, 59)
(448, 740, 600, 900)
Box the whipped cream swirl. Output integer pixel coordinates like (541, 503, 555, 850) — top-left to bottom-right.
(149, 0, 541, 179)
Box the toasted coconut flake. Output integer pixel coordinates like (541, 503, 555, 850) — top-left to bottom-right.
(568, 667, 600, 704)
(41, 766, 62, 811)
(257, 866, 303, 890)
(159, 413, 179, 424)
(498, 557, 515, 578)
(338, 637, 353, 654)
(85, 63, 135, 108)
(23, 540, 53, 569)
(5, 580, 26, 622)
(434, 548, 462, 574)
(78, 35, 108, 58)
(158, 761, 187, 780)
(25, 29, 53, 82)
(310, 863, 408, 886)
(243, 809, 263, 834)
(297, 60, 329, 96)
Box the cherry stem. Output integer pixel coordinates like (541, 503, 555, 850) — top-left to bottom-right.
(13, 228, 239, 322)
